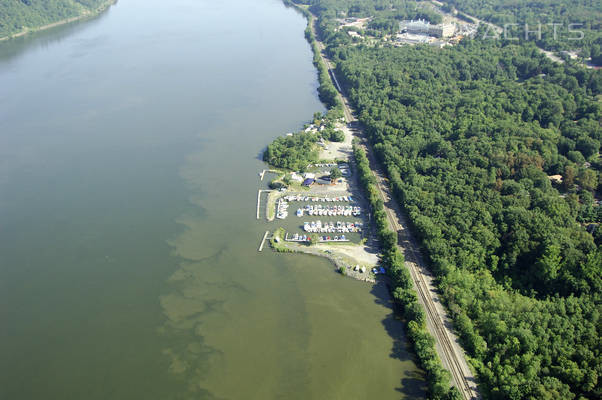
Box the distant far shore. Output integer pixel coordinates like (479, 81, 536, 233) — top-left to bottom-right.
(0, 0, 117, 42)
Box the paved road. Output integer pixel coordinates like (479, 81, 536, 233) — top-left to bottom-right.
(309, 16, 480, 400)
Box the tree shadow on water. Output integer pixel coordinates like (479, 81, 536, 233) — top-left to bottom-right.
(255, 147, 266, 162)
(371, 279, 428, 399)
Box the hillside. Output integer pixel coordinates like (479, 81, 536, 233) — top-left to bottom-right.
(0, 0, 112, 39)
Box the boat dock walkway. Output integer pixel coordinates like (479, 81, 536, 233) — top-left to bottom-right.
(256, 190, 272, 219)
(258, 230, 270, 252)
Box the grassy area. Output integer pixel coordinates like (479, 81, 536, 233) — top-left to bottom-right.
(266, 191, 279, 221)
(286, 181, 312, 192)
(270, 228, 293, 253)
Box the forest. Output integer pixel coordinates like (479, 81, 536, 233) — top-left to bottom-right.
(336, 42, 600, 399)
(0, 0, 110, 38)
(441, 0, 601, 29)
(441, 0, 602, 58)
(283, 0, 602, 399)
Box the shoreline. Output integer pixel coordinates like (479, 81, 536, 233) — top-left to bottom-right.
(270, 228, 378, 283)
(262, 2, 374, 284)
(0, 0, 118, 42)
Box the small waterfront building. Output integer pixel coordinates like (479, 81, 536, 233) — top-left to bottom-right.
(302, 178, 315, 186)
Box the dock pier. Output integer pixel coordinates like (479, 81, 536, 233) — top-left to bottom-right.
(256, 190, 262, 219)
(256, 189, 274, 220)
(259, 169, 278, 181)
(258, 231, 270, 252)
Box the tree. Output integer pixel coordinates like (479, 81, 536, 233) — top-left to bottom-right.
(269, 180, 286, 190)
(330, 167, 342, 180)
(578, 169, 598, 192)
(563, 166, 576, 190)
(308, 233, 320, 244)
(534, 243, 562, 285)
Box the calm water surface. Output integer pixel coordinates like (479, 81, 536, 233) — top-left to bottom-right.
(0, 0, 424, 398)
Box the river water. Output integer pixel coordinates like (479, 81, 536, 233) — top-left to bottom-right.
(0, 0, 424, 398)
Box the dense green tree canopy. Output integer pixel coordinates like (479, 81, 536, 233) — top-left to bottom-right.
(263, 132, 319, 170)
(338, 41, 601, 400)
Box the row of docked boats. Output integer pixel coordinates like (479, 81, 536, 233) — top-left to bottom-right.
(303, 221, 363, 233)
(276, 199, 289, 219)
(312, 163, 338, 167)
(283, 195, 354, 203)
(296, 205, 361, 217)
(288, 233, 349, 242)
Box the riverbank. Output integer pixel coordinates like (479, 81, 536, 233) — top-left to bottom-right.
(270, 227, 378, 282)
(261, 2, 376, 283)
(0, 0, 117, 42)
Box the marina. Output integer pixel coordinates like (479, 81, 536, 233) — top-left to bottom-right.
(263, 185, 368, 244)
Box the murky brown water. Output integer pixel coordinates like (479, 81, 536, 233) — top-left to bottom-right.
(0, 0, 424, 398)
